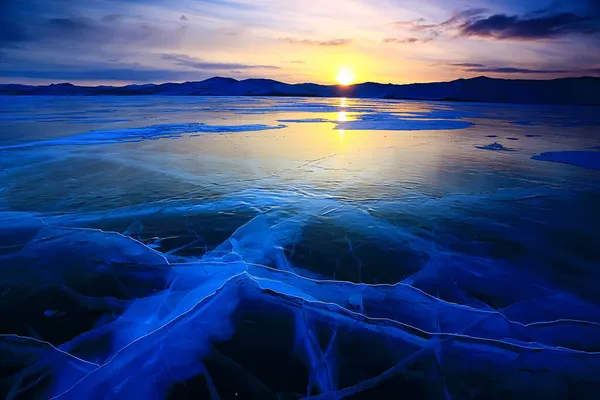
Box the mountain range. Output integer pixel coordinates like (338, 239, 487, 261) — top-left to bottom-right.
(1, 76, 599, 105)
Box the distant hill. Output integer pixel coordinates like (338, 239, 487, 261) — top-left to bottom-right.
(1, 76, 599, 105)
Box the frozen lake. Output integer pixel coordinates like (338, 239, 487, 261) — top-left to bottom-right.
(1, 96, 600, 399)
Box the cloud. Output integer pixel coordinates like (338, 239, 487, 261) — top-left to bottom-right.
(0, 51, 280, 83)
(0, 3, 197, 83)
(383, 37, 432, 44)
(448, 63, 487, 67)
(392, 18, 438, 30)
(440, 8, 489, 27)
(2, 0, 599, 84)
(392, 10, 488, 31)
(392, 8, 600, 43)
(0, 21, 30, 45)
(450, 63, 600, 75)
(0, 14, 187, 49)
(467, 67, 572, 73)
(0, 66, 204, 82)
(459, 12, 600, 40)
(216, 28, 239, 36)
(101, 14, 123, 23)
(389, 9, 488, 43)
(281, 38, 352, 46)
(161, 53, 279, 70)
(290, 60, 305, 64)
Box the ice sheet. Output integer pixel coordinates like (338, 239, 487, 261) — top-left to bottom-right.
(532, 151, 600, 170)
(1, 96, 599, 399)
(0, 122, 287, 149)
(475, 142, 516, 151)
(334, 112, 472, 131)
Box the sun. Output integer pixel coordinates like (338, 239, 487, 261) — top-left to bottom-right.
(336, 67, 355, 86)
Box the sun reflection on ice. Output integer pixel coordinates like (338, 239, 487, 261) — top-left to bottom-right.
(337, 107, 347, 143)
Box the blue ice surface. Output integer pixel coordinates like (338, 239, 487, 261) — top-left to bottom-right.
(67, 119, 130, 124)
(2, 194, 600, 398)
(0, 122, 287, 149)
(1, 96, 600, 399)
(532, 151, 600, 170)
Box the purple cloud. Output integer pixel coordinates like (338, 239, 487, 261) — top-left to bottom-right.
(281, 38, 352, 46)
(161, 53, 280, 70)
(459, 12, 600, 40)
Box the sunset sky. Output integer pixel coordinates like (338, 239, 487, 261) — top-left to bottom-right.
(1, 0, 599, 85)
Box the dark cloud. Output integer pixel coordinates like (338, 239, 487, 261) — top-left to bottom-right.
(161, 53, 279, 70)
(449, 63, 487, 67)
(0, 14, 186, 48)
(180, 14, 188, 21)
(390, 9, 488, 43)
(47, 17, 96, 33)
(467, 67, 572, 73)
(459, 12, 600, 39)
(453, 64, 600, 75)
(585, 0, 600, 14)
(446, 62, 600, 75)
(0, 67, 204, 82)
(0, 21, 30, 44)
(0, 52, 279, 82)
(392, 7, 599, 42)
(101, 14, 123, 23)
(281, 38, 352, 46)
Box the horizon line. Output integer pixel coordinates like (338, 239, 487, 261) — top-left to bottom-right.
(2, 75, 600, 88)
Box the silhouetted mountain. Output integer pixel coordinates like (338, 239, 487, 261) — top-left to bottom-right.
(1, 76, 599, 105)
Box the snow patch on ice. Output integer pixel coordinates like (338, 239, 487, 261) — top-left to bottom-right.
(278, 118, 333, 123)
(334, 112, 472, 131)
(476, 142, 516, 151)
(0, 122, 287, 149)
(532, 151, 600, 170)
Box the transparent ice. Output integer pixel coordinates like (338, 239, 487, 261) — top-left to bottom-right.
(1, 96, 599, 399)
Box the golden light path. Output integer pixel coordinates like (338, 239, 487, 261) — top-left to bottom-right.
(337, 104, 348, 143)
